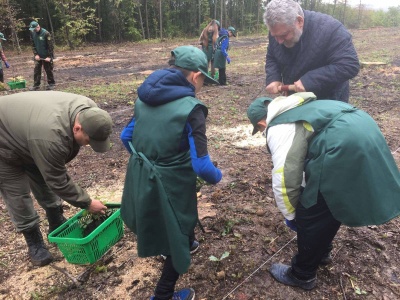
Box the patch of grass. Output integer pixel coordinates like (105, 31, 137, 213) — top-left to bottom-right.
(61, 79, 142, 105)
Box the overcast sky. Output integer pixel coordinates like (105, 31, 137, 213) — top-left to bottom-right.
(345, 0, 400, 10)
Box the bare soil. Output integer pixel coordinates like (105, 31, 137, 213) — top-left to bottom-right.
(0, 27, 399, 300)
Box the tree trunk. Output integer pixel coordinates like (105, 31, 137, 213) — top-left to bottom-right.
(137, 0, 145, 39)
(159, 0, 163, 40)
(5, 0, 21, 54)
(98, 0, 103, 42)
(145, 0, 150, 39)
(43, 0, 56, 46)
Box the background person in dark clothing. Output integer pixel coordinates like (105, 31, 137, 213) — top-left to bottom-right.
(264, 0, 360, 102)
(29, 21, 56, 90)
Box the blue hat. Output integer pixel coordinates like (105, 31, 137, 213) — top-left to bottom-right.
(0, 33, 6, 41)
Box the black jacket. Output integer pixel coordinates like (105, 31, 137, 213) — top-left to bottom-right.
(265, 10, 360, 102)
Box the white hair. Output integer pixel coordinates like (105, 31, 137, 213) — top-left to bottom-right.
(263, 0, 304, 28)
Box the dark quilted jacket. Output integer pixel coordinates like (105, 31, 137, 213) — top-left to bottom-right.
(265, 10, 360, 102)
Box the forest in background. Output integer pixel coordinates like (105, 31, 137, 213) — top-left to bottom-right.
(0, 0, 400, 50)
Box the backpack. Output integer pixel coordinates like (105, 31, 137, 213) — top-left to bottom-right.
(215, 35, 228, 51)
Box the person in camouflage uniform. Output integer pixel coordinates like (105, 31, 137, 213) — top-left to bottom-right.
(29, 21, 55, 90)
(0, 32, 10, 83)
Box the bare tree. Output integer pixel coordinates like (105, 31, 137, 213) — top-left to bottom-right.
(136, 0, 145, 39)
(159, 0, 162, 40)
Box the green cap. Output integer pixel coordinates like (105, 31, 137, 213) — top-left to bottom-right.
(0, 33, 6, 41)
(79, 107, 113, 152)
(29, 21, 39, 31)
(228, 26, 237, 37)
(170, 45, 219, 84)
(215, 20, 220, 28)
(247, 97, 273, 135)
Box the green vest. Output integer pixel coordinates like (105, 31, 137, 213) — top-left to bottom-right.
(32, 28, 49, 58)
(268, 100, 400, 226)
(121, 96, 207, 274)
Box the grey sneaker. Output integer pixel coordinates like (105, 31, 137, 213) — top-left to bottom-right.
(29, 86, 40, 91)
(269, 263, 316, 290)
(46, 84, 55, 90)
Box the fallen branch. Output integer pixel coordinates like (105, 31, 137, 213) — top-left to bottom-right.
(339, 274, 347, 300)
(51, 265, 80, 287)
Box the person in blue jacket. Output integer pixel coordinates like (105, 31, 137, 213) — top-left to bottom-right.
(120, 46, 221, 300)
(263, 0, 360, 102)
(213, 26, 236, 85)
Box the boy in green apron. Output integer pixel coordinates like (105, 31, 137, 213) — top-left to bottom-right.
(120, 46, 222, 300)
(213, 26, 236, 85)
(247, 93, 400, 290)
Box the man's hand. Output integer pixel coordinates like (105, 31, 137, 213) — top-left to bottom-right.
(4, 61, 10, 68)
(45, 57, 51, 62)
(87, 200, 107, 215)
(266, 81, 282, 94)
(35, 55, 40, 61)
(293, 79, 305, 92)
(226, 56, 231, 64)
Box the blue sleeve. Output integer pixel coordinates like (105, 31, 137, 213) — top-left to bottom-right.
(120, 117, 135, 153)
(220, 37, 229, 58)
(187, 123, 222, 184)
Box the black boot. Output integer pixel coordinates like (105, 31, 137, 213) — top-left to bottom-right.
(22, 226, 53, 266)
(45, 206, 67, 234)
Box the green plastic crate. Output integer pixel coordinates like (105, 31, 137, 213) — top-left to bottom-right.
(7, 80, 26, 90)
(48, 205, 124, 264)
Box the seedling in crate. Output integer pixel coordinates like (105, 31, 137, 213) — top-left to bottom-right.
(78, 203, 117, 237)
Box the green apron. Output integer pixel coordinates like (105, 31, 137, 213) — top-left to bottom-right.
(213, 35, 229, 69)
(121, 96, 207, 274)
(268, 100, 400, 226)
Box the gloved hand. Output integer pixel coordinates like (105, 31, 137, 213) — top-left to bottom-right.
(226, 56, 231, 64)
(285, 218, 297, 232)
(5, 61, 10, 68)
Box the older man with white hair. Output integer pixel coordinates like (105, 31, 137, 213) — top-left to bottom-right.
(264, 0, 360, 102)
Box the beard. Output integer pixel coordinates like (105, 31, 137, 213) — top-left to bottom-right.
(284, 27, 303, 48)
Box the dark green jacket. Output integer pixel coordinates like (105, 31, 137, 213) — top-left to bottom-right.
(121, 96, 205, 274)
(0, 91, 98, 208)
(31, 28, 54, 59)
(268, 100, 400, 226)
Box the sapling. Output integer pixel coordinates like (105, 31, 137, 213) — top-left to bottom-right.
(78, 203, 116, 237)
(209, 251, 230, 273)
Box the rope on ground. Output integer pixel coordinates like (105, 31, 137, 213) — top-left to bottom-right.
(221, 235, 297, 300)
(392, 146, 400, 155)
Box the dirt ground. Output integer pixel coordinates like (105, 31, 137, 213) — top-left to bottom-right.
(0, 27, 399, 300)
